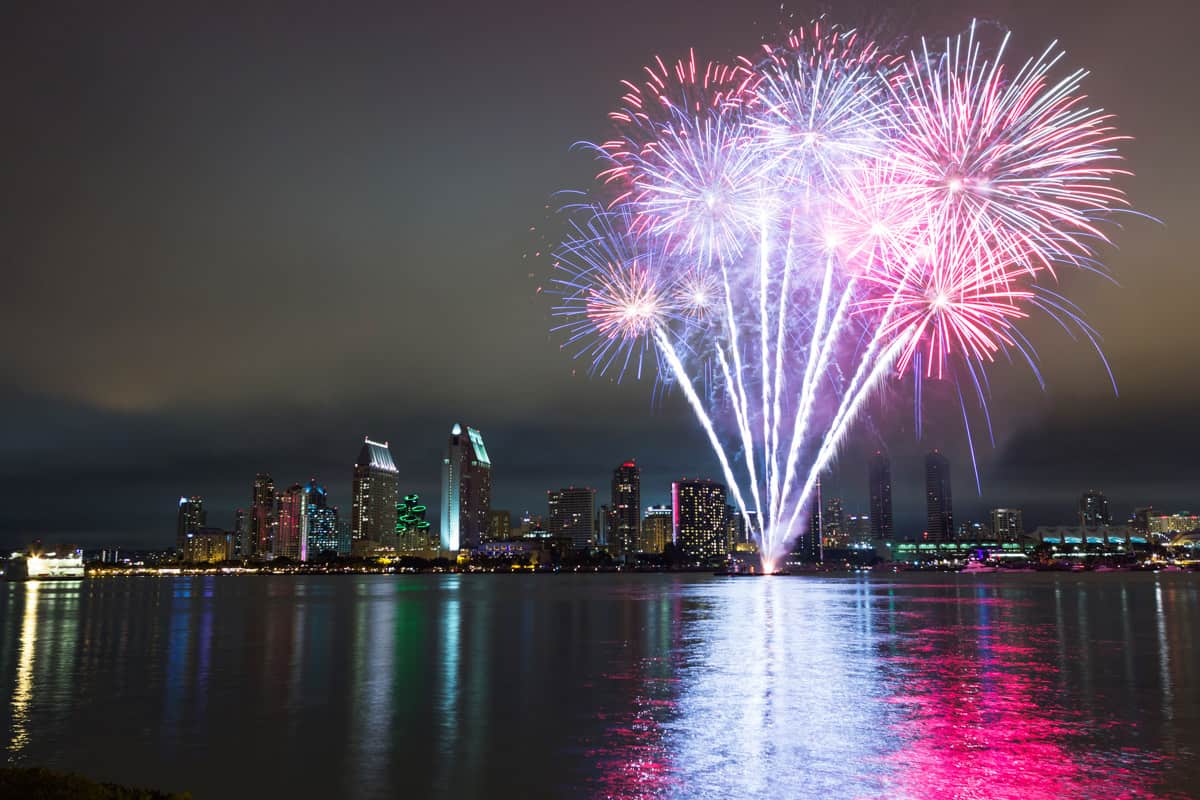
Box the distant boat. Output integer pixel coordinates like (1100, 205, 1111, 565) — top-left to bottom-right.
(961, 560, 998, 574)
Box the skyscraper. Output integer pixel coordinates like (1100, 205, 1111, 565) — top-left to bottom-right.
(440, 423, 492, 552)
(301, 478, 340, 560)
(275, 483, 305, 560)
(352, 437, 400, 548)
(672, 479, 727, 562)
(610, 461, 641, 556)
(251, 473, 276, 558)
(868, 452, 894, 541)
(640, 506, 672, 554)
(823, 495, 845, 546)
(548, 487, 596, 550)
(396, 494, 433, 552)
(176, 496, 205, 553)
(487, 509, 511, 542)
(925, 450, 954, 543)
(233, 508, 249, 558)
(791, 478, 822, 562)
(1079, 490, 1111, 528)
(990, 508, 1024, 542)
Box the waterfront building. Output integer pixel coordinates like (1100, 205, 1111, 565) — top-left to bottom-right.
(397, 494, 433, 552)
(641, 506, 671, 554)
(275, 484, 305, 560)
(302, 479, 341, 559)
(1079, 489, 1111, 528)
(183, 528, 233, 563)
(848, 514, 872, 546)
(176, 496, 205, 553)
(547, 487, 596, 550)
(991, 508, 1024, 542)
(1147, 512, 1200, 536)
(823, 496, 845, 546)
(596, 504, 611, 548)
(790, 478, 823, 563)
(487, 509, 511, 542)
(251, 473, 276, 558)
(610, 461, 641, 556)
(672, 479, 727, 562)
(925, 450, 954, 543)
(233, 508, 249, 558)
(868, 452, 894, 541)
(353, 437, 400, 548)
(440, 424, 492, 552)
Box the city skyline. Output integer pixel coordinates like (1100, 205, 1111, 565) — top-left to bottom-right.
(2, 0, 1198, 549)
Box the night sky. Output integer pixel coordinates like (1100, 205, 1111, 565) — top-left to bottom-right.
(2, 0, 1197, 549)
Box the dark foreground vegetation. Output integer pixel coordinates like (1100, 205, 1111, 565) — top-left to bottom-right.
(0, 768, 189, 799)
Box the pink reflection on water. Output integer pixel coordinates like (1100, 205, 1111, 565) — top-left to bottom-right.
(587, 668, 680, 799)
(872, 613, 1182, 800)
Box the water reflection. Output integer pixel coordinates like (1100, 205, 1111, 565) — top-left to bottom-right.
(0, 575, 1196, 799)
(9, 581, 40, 757)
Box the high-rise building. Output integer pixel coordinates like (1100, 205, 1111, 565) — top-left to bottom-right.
(641, 506, 672, 554)
(1132, 506, 1154, 536)
(233, 508, 249, 559)
(183, 528, 233, 563)
(547, 487, 596, 550)
(487, 509, 511, 542)
(440, 424, 492, 552)
(990, 508, 1024, 542)
(848, 514, 872, 546)
(596, 504, 611, 547)
(868, 452, 894, 541)
(791, 478, 823, 562)
(275, 484, 305, 560)
(672, 479, 727, 562)
(176, 496, 206, 553)
(1079, 490, 1111, 528)
(610, 461, 641, 556)
(251, 473, 276, 558)
(925, 450, 954, 543)
(823, 496, 845, 546)
(395, 494, 433, 552)
(352, 437, 400, 547)
(301, 479, 341, 559)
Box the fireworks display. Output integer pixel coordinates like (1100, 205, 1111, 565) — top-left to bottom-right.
(550, 19, 1130, 569)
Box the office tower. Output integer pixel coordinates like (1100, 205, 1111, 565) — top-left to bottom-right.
(1132, 506, 1154, 536)
(823, 496, 845, 546)
(610, 461, 641, 556)
(251, 473, 276, 558)
(548, 487, 596, 550)
(925, 450, 954, 543)
(176, 496, 205, 553)
(233, 509, 248, 558)
(352, 437, 400, 547)
(596, 504, 611, 547)
(396, 494, 433, 552)
(1146, 512, 1200, 535)
(990, 508, 1024, 542)
(848, 514, 872, 546)
(672, 479, 727, 562)
(641, 506, 672, 554)
(957, 520, 989, 540)
(1079, 490, 1111, 527)
(275, 484, 305, 560)
(183, 528, 233, 563)
(302, 479, 340, 559)
(487, 509, 511, 543)
(868, 452, 894, 541)
(440, 423, 492, 552)
(335, 517, 353, 555)
(792, 478, 822, 562)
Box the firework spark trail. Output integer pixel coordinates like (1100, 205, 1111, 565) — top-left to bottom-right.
(550, 19, 1130, 567)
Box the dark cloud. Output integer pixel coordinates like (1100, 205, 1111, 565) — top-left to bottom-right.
(1, 0, 1196, 548)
